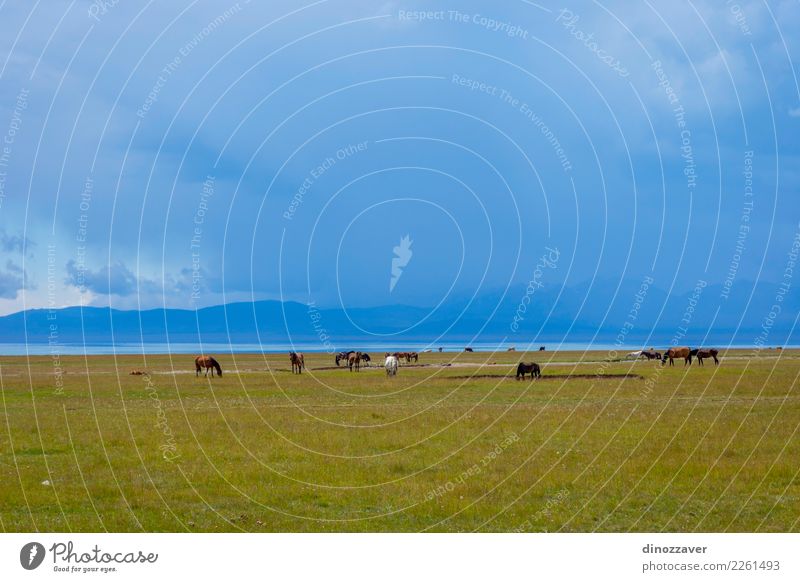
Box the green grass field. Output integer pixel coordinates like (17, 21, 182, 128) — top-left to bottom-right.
(1, 349, 798, 532)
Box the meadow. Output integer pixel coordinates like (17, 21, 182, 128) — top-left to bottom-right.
(1, 348, 798, 532)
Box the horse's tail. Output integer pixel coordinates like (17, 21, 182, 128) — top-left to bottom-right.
(213, 359, 222, 377)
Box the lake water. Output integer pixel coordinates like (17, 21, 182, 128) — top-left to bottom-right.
(0, 341, 789, 356)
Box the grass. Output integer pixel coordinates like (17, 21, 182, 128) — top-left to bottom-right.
(0, 348, 798, 532)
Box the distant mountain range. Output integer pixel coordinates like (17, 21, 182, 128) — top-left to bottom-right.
(1, 278, 797, 347)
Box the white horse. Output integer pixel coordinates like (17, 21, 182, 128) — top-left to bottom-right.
(625, 350, 643, 360)
(385, 355, 398, 376)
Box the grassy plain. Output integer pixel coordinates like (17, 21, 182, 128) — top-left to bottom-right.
(1, 349, 798, 532)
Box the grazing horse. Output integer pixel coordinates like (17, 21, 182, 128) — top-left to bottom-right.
(406, 352, 418, 363)
(641, 350, 661, 360)
(625, 350, 643, 360)
(348, 351, 362, 372)
(516, 362, 541, 380)
(662, 347, 692, 366)
(539, 346, 546, 351)
(289, 352, 304, 374)
(195, 356, 222, 377)
(360, 353, 371, 366)
(385, 355, 398, 376)
(335, 351, 354, 366)
(464, 347, 474, 352)
(691, 348, 720, 366)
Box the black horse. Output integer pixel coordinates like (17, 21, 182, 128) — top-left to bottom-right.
(690, 348, 720, 366)
(516, 362, 541, 380)
(360, 353, 371, 366)
(641, 349, 661, 360)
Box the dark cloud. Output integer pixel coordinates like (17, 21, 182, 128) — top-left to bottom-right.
(65, 260, 159, 297)
(0, 230, 34, 254)
(0, 261, 27, 299)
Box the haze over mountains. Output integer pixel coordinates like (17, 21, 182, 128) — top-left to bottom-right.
(2, 277, 796, 348)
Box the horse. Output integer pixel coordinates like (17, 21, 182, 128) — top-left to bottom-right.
(360, 353, 371, 366)
(335, 351, 354, 366)
(539, 346, 546, 351)
(385, 355, 398, 376)
(516, 362, 541, 380)
(507, 347, 516, 352)
(195, 356, 222, 377)
(662, 347, 692, 366)
(641, 349, 661, 360)
(691, 348, 719, 366)
(625, 350, 643, 360)
(289, 352, 304, 374)
(348, 351, 362, 372)
(464, 347, 474, 352)
(406, 352, 418, 363)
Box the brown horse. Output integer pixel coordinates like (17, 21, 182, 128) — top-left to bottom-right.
(289, 352, 304, 374)
(662, 347, 692, 366)
(335, 351, 354, 366)
(195, 356, 222, 377)
(348, 351, 362, 372)
(691, 348, 719, 366)
(406, 352, 418, 363)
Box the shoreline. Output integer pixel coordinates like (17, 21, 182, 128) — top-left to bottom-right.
(0, 343, 795, 357)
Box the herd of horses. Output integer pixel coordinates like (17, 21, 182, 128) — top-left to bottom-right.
(626, 347, 721, 366)
(192, 345, 721, 380)
(661, 347, 720, 366)
(194, 351, 416, 378)
(335, 350, 417, 371)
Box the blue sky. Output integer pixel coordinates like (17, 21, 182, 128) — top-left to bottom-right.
(0, 0, 798, 316)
